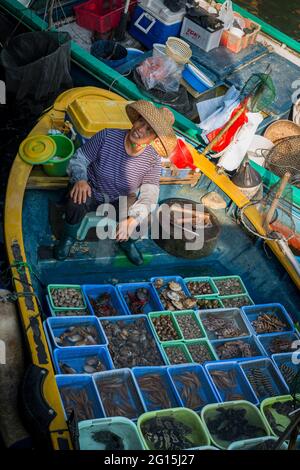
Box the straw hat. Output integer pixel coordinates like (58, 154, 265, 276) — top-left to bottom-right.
(126, 100, 177, 157)
(264, 120, 300, 143)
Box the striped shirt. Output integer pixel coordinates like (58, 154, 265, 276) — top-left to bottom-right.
(73, 129, 161, 203)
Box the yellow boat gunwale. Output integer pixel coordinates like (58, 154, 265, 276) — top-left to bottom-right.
(4, 86, 300, 450)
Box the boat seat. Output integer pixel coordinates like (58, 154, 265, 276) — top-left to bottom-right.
(77, 212, 116, 241)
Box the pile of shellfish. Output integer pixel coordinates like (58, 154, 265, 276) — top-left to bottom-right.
(153, 279, 197, 311)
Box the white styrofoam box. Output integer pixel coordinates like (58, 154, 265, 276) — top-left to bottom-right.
(139, 0, 186, 24)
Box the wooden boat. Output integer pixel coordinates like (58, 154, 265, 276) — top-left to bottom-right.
(4, 85, 300, 449)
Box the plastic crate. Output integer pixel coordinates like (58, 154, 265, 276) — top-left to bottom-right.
(162, 341, 192, 366)
(257, 331, 300, 357)
(116, 282, 162, 315)
(93, 368, 145, 420)
(260, 395, 295, 437)
(174, 310, 206, 341)
(45, 295, 90, 317)
(242, 304, 295, 336)
(205, 361, 258, 405)
(201, 401, 270, 450)
(137, 407, 210, 450)
(167, 364, 220, 412)
(56, 374, 105, 420)
(46, 316, 107, 349)
(196, 297, 224, 310)
(183, 277, 219, 298)
(53, 345, 114, 375)
(228, 436, 288, 450)
(272, 352, 300, 392)
(47, 284, 86, 311)
(82, 284, 127, 317)
(78, 417, 145, 450)
(149, 311, 183, 344)
(211, 336, 265, 362)
(74, 0, 137, 34)
(185, 339, 218, 364)
(150, 276, 192, 311)
(212, 276, 248, 297)
(132, 366, 182, 412)
(240, 358, 289, 403)
(220, 294, 254, 309)
(199, 308, 251, 341)
(99, 314, 166, 368)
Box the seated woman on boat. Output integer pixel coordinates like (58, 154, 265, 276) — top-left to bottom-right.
(54, 100, 177, 265)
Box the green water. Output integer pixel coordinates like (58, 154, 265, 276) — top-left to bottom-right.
(235, 0, 300, 40)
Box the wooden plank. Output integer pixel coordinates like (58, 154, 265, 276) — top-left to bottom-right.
(27, 168, 201, 189)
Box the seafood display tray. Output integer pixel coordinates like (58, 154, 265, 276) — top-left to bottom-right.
(82, 284, 128, 317)
(116, 282, 162, 315)
(211, 335, 266, 362)
(198, 308, 251, 341)
(149, 311, 184, 344)
(257, 331, 300, 356)
(132, 366, 182, 412)
(220, 294, 254, 309)
(46, 316, 108, 349)
(167, 364, 220, 412)
(239, 358, 289, 403)
(272, 352, 300, 392)
(242, 304, 295, 336)
(211, 276, 248, 297)
(183, 276, 219, 298)
(47, 284, 87, 311)
(205, 361, 258, 405)
(53, 345, 114, 375)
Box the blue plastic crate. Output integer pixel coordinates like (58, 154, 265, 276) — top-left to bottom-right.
(46, 316, 107, 349)
(53, 345, 114, 375)
(132, 366, 182, 412)
(93, 368, 146, 420)
(116, 282, 162, 315)
(241, 304, 295, 336)
(167, 364, 220, 411)
(257, 331, 300, 357)
(199, 308, 252, 341)
(205, 361, 258, 405)
(272, 353, 300, 392)
(150, 276, 191, 310)
(56, 374, 105, 420)
(82, 284, 127, 317)
(240, 358, 289, 402)
(211, 335, 266, 362)
(99, 315, 166, 368)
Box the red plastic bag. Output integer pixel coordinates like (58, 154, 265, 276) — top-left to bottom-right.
(206, 104, 248, 153)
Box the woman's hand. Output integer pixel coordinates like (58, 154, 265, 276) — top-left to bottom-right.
(70, 180, 92, 204)
(116, 217, 138, 242)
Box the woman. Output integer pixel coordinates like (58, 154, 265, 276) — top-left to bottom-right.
(54, 100, 177, 265)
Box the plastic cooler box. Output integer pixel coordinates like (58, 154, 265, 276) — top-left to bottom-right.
(129, 0, 185, 49)
(66, 97, 131, 145)
(180, 14, 224, 52)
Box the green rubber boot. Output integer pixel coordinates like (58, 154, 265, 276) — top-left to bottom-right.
(119, 239, 144, 266)
(54, 222, 81, 260)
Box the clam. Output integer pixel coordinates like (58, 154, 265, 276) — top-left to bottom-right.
(171, 300, 184, 310)
(168, 281, 182, 292)
(183, 297, 197, 309)
(154, 278, 164, 289)
(167, 291, 180, 302)
(67, 334, 83, 343)
(83, 365, 97, 373)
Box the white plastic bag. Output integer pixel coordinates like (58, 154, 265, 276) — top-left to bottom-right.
(218, 0, 234, 30)
(136, 56, 183, 93)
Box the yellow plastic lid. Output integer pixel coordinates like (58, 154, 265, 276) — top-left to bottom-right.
(67, 98, 131, 138)
(19, 135, 57, 165)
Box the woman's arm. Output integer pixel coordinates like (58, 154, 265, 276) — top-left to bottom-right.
(128, 183, 159, 224)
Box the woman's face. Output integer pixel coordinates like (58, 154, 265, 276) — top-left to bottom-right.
(128, 116, 157, 146)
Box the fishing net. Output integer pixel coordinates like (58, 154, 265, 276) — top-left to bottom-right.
(1, 31, 73, 115)
(263, 136, 300, 184)
(241, 72, 276, 113)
